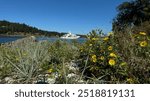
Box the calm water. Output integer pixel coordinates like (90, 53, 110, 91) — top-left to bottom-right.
(0, 36, 24, 43)
(37, 37, 86, 43)
(0, 36, 86, 43)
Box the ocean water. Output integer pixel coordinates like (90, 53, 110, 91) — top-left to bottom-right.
(0, 36, 24, 43)
(37, 37, 86, 43)
(0, 36, 86, 43)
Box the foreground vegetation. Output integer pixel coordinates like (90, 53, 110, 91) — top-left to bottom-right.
(79, 29, 150, 83)
(0, 28, 150, 84)
(0, 39, 80, 83)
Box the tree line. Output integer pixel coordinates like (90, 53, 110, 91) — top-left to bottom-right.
(0, 20, 66, 37)
(113, 0, 150, 34)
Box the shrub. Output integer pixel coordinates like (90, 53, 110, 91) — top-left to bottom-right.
(114, 28, 150, 83)
(78, 29, 150, 83)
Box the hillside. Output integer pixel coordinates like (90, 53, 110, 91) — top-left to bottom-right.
(0, 20, 66, 37)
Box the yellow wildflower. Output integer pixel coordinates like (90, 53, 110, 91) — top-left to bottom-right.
(93, 58, 97, 63)
(109, 52, 117, 58)
(48, 68, 53, 73)
(140, 41, 148, 47)
(92, 55, 96, 58)
(139, 32, 146, 35)
(108, 46, 113, 51)
(92, 38, 95, 40)
(127, 78, 134, 84)
(100, 56, 105, 60)
(92, 55, 97, 63)
(108, 59, 115, 66)
(103, 37, 109, 41)
(89, 44, 92, 46)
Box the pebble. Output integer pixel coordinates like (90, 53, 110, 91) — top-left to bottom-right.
(47, 78, 56, 84)
(4, 77, 14, 84)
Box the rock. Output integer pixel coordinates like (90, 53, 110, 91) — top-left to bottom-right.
(32, 80, 38, 84)
(77, 80, 86, 84)
(47, 78, 56, 84)
(4, 77, 14, 84)
(67, 73, 80, 83)
(67, 73, 78, 78)
(66, 73, 86, 84)
(67, 61, 79, 72)
(35, 74, 56, 84)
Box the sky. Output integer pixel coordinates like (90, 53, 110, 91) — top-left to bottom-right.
(0, 0, 127, 34)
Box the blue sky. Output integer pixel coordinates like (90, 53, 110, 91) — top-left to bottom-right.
(0, 0, 127, 34)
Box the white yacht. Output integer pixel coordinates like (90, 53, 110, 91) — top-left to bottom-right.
(60, 32, 80, 39)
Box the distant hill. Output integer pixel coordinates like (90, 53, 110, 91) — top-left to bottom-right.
(0, 20, 66, 37)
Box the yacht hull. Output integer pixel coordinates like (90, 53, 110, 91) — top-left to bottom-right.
(60, 36, 80, 39)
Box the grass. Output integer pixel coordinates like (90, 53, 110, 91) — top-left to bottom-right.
(0, 39, 81, 83)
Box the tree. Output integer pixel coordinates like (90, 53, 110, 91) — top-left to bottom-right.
(113, 0, 150, 31)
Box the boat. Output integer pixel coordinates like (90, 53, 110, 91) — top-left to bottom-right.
(60, 32, 80, 39)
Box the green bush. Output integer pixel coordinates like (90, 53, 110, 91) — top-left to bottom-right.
(48, 40, 79, 64)
(114, 28, 150, 83)
(78, 29, 150, 84)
